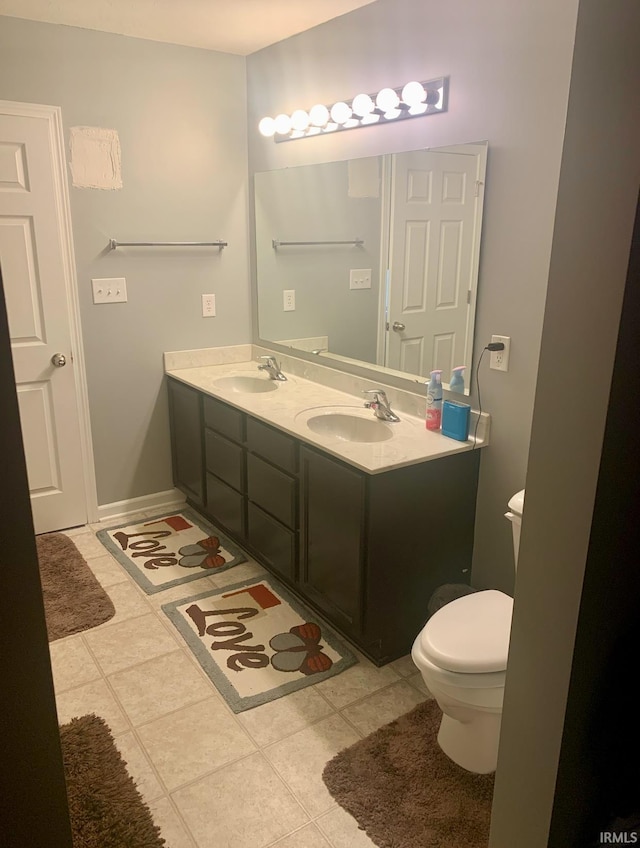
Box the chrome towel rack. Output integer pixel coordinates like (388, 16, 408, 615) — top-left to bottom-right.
(109, 239, 227, 250)
(272, 238, 364, 249)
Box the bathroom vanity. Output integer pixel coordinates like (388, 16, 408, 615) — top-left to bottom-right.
(166, 357, 482, 665)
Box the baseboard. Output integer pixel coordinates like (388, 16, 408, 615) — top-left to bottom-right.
(96, 488, 186, 524)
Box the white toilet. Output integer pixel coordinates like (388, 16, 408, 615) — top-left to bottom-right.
(411, 489, 525, 774)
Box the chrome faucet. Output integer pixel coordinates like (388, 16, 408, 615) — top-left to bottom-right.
(257, 355, 287, 381)
(363, 389, 400, 422)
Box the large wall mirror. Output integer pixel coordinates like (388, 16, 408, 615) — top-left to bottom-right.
(254, 141, 487, 394)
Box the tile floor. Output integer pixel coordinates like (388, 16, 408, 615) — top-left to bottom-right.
(51, 513, 433, 848)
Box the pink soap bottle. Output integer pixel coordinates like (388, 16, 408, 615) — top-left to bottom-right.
(425, 370, 443, 431)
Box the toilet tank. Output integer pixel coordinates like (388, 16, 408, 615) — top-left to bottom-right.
(505, 489, 525, 565)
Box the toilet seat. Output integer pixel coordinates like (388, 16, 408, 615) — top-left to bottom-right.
(418, 589, 513, 674)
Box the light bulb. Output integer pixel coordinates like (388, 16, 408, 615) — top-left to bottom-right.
(274, 113, 292, 135)
(383, 108, 402, 121)
(330, 101, 352, 125)
(360, 113, 380, 125)
(291, 109, 310, 131)
(352, 93, 374, 117)
(258, 116, 276, 137)
(376, 87, 399, 112)
(408, 103, 428, 116)
(309, 104, 330, 127)
(401, 81, 426, 106)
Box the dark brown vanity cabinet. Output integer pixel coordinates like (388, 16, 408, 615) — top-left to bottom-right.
(167, 379, 205, 506)
(168, 376, 480, 665)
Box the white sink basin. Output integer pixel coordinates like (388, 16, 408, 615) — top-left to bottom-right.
(297, 406, 394, 443)
(213, 375, 278, 394)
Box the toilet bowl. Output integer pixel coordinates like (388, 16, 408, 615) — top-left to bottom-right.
(411, 489, 524, 774)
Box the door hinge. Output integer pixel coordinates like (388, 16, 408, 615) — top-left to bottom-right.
(475, 179, 484, 197)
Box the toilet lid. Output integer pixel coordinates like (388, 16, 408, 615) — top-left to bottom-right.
(419, 590, 513, 673)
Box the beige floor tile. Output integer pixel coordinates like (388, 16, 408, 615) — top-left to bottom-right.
(313, 660, 399, 710)
(407, 671, 433, 697)
(209, 559, 267, 588)
(389, 654, 418, 678)
(85, 553, 129, 588)
(105, 580, 153, 625)
(341, 681, 425, 736)
(109, 650, 213, 725)
(316, 807, 379, 848)
(68, 530, 110, 559)
(264, 714, 360, 818)
(172, 752, 308, 848)
(237, 686, 334, 748)
(55, 678, 129, 734)
(138, 697, 256, 791)
(113, 731, 164, 803)
(84, 613, 179, 675)
(48, 634, 101, 694)
(271, 823, 332, 847)
(147, 577, 218, 609)
(146, 796, 197, 848)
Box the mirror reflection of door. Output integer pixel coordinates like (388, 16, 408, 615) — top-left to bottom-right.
(385, 148, 483, 378)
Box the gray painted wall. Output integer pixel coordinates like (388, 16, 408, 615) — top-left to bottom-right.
(491, 0, 640, 842)
(246, 0, 580, 592)
(0, 16, 250, 506)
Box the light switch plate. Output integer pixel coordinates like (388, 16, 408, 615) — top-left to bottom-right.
(350, 269, 372, 289)
(92, 277, 127, 304)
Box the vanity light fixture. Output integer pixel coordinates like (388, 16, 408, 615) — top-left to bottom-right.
(259, 76, 448, 142)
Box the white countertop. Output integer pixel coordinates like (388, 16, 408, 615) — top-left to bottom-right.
(165, 358, 486, 474)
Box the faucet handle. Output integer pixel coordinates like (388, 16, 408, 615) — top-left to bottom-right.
(258, 355, 277, 363)
(363, 389, 388, 402)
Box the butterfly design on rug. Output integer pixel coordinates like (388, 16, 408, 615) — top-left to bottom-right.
(269, 622, 333, 675)
(177, 537, 227, 570)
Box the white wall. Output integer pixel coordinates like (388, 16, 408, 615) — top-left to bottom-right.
(247, 0, 580, 591)
(0, 16, 251, 506)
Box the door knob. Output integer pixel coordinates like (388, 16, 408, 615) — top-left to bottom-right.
(51, 353, 67, 367)
(392, 321, 406, 332)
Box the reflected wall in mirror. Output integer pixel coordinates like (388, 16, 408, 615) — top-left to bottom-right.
(254, 141, 487, 394)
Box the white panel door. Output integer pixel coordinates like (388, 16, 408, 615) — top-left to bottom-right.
(0, 108, 87, 533)
(386, 149, 479, 379)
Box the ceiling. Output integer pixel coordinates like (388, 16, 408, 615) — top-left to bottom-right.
(0, 0, 379, 55)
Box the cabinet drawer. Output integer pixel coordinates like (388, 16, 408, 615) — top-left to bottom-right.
(205, 428, 244, 492)
(206, 473, 245, 538)
(247, 453, 296, 528)
(247, 503, 296, 582)
(203, 395, 244, 443)
(246, 417, 297, 473)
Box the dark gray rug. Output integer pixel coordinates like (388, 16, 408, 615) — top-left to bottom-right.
(37, 533, 115, 641)
(323, 699, 494, 848)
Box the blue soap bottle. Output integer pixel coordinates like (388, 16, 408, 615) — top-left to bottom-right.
(449, 366, 465, 394)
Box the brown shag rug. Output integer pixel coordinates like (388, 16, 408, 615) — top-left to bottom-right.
(37, 533, 115, 641)
(60, 714, 165, 848)
(323, 699, 494, 848)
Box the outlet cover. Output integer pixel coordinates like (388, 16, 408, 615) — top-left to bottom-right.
(283, 290, 295, 311)
(92, 277, 127, 304)
(202, 293, 216, 317)
(350, 269, 372, 290)
(490, 335, 511, 371)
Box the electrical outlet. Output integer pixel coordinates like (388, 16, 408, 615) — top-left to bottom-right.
(349, 268, 372, 290)
(202, 293, 216, 317)
(92, 277, 127, 304)
(283, 290, 295, 311)
(490, 335, 511, 371)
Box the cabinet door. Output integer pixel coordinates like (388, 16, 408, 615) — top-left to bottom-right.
(300, 446, 365, 635)
(167, 379, 203, 505)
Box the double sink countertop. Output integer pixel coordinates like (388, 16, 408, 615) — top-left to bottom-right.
(164, 346, 489, 475)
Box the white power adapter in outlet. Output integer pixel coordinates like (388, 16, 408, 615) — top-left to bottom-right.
(490, 335, 511, 371)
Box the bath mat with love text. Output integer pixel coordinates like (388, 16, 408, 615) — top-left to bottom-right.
(162, 575, 358, 712)
(96, 509, 246, 594)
